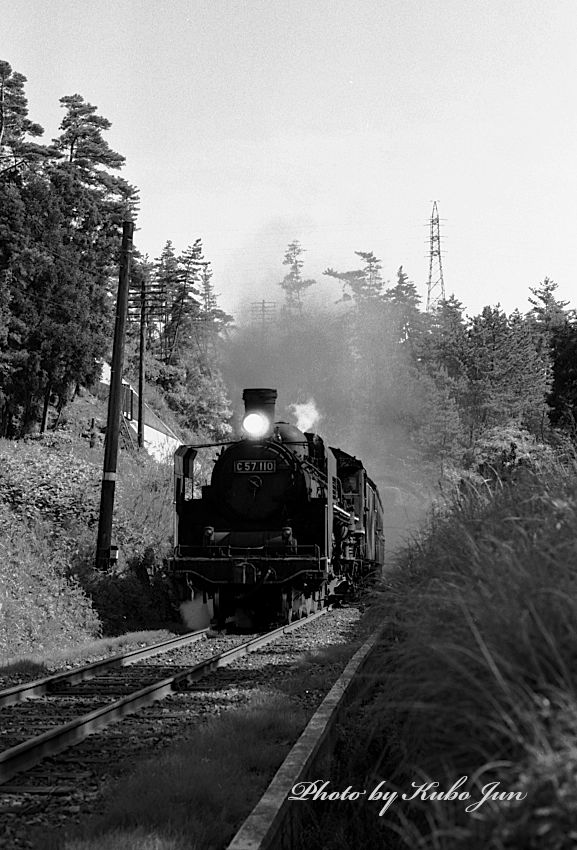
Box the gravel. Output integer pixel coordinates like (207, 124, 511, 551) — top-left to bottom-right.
(0, 630, 182, 690)
(0, 606, 365, 849)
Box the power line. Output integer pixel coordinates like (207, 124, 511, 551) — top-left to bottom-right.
(250, 300, 277, 335)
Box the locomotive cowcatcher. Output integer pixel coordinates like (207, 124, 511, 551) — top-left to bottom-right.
(170, 388, 385, 628)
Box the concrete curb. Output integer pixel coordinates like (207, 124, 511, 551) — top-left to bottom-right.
(227, 628, 381, 850)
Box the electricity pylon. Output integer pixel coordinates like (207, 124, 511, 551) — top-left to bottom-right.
(426, 201, 446, 312)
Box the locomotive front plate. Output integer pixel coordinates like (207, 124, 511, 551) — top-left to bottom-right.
(234, 460, 277, 473)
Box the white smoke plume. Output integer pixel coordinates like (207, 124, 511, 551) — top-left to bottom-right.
(289, 399, 322, 432)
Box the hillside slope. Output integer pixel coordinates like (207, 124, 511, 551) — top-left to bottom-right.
(0, 390, 176, 659)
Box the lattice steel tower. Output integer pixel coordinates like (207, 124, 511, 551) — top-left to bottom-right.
(426, 201, 446, 311)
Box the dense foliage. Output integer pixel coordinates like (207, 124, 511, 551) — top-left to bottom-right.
(0, 61, 139, 437)
(228, 251, 577, 480)
(0, 59, 233, 441)
(0, 427, 179, 657)
(124, 239, 233, 439)
(3, 54, 576, 457)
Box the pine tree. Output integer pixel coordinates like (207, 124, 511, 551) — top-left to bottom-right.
(278, 241, 316, 315)
(527, 277, 571, 332)
(149, 241, 180, 360)
(324, 250, 384, 304)
(0, 68, 138, 435)
(526, 281, 577, 434)
(412, 369, 465, 467)
(52, 93, 139, 227)
(506, 309, 551, 433)
(0, 61, 45, 173)
(383, 266, 423, 343)
(165, 240, 204, 364)
(145, 240, 232, 439)
(53, 94, 125, 172)
(461, 306, 551, 442)
(6, 174, 113, 433)
(197, 264, 233, 358)
(548, 319, 577, 433)
(423, 294, 468, 379)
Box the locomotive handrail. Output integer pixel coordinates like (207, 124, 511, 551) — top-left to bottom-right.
(299, 456, 328, 488)
(178, 439, 238, 449)
(175, 544, 321, 559)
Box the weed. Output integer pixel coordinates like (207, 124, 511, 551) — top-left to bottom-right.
(301, 456, 577, 848)
(47, 695, 307, 850)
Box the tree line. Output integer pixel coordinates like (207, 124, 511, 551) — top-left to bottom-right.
(3, 56, 577, 466)
(0, 60, 232, 440)
(124, 240, 233, 439)
(227, 241, 577, 488)
(0, 61, 137, 436)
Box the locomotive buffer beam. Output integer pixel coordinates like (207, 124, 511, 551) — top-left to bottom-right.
(171, 559, 326, 587)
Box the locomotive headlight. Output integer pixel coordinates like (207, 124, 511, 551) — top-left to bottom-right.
(242, 412, 270, 438)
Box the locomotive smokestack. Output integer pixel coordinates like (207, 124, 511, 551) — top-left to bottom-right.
(241, 388, 277, 439)
(242, 388, 277, 420)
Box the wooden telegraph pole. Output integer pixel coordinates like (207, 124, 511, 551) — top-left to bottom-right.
(138, 270, 146, 449)
(96, 220, 134, 569)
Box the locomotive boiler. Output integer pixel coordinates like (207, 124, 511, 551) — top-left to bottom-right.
(170, 388, 385, 628)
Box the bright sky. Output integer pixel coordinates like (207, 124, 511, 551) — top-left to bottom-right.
(4, 0, 577, 318)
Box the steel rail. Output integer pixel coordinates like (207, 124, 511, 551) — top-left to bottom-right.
(0, 609, 328, 785)
(0, 628, 209, 709)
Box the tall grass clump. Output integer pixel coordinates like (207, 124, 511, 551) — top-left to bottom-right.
(115, 451, 174, 556)
(68, 453, 179, 634)
(345, 452, 577, 848)
(0, 503, 101, 659)
(0, 433, 180, 655)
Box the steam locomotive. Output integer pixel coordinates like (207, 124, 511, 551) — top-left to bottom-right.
(170, 388, 385, 628)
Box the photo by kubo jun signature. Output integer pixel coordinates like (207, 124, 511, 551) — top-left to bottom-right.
(288, 777, 528, 817)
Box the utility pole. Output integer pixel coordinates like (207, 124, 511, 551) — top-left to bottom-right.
(426, 201, 446, 312)
(138, 269, 146, 449)
(96, 220, 134, 569)
(250, 300, 277, 340)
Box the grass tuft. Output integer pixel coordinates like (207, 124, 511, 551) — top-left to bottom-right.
(303, 454, 577, 849)
(49, 694, 307, 850)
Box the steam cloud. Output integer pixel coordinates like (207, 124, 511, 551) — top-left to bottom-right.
(289, 399, 321, 432)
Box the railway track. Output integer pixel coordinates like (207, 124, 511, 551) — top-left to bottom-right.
(0, 628, 210, 709)
(0, 612, 328, 787)
(0, 606, 369, 850)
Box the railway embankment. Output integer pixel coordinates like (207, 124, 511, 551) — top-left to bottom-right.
(0, 390, 180, 666)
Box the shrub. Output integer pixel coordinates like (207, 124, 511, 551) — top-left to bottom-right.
(0, 504, 101, 658)
(0, 433, 178, 654)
